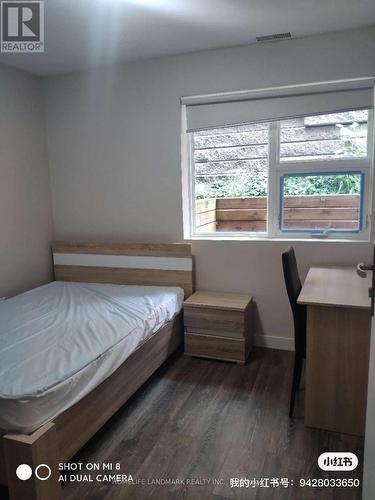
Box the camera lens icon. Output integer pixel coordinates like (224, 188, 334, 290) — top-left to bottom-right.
(35, 464, 52, 480)
(16, 463, 52, 481)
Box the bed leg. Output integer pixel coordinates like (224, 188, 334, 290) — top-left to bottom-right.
(3, 423, 62, 500)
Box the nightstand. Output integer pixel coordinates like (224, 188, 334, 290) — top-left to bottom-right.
(183, 291, 253, 364)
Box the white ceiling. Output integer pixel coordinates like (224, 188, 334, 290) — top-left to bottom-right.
(0, 0, 375, 76)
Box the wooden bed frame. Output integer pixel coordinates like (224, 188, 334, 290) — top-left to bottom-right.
(0, 241, 194, 500)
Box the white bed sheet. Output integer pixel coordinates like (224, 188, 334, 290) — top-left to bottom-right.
(0, 281, 184, 433)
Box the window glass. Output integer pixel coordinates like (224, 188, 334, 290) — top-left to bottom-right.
(194, 123, 269, 233)
(279, 110, 368, 162)
(280, 173, 363, 232)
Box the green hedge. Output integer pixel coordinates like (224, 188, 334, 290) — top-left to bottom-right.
(196, 173, 361, 199)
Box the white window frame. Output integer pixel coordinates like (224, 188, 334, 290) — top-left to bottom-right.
(273, 113, 374, 240)
(181, 88, 374, 242)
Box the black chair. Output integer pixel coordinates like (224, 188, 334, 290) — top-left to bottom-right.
(282, 247, 306, 418)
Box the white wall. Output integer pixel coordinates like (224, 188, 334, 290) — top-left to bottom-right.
(0, 63, 53, 298)
(44, 27, 375, 345)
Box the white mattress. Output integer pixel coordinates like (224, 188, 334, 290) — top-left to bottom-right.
(0, 281, 184, 434)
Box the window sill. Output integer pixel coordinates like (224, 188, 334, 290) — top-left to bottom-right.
(185, 235, 370, 243)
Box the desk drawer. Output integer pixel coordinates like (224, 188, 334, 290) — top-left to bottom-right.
(185, 332, 245, 364)
(184, 307, 244, 332)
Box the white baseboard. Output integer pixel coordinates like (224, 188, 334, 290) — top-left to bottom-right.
(254, 334, 294, 351)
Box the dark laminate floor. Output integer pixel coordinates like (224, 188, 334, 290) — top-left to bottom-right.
(0, 348, 364, 500)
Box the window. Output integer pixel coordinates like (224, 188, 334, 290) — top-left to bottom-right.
(277, 110, 370, 236)
(183, 101, 373, 240)
(280, 172, 364, 233)
(279, 111, 369, 161)
(194, 122, 269, 233)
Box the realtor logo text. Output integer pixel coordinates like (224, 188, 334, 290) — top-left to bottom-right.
(1, 1, 44, 52)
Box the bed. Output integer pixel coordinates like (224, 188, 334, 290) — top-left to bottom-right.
(0, 241, 194, 500)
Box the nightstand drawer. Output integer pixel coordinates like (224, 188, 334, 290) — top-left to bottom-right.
(185, 332, 245, 364)
(183, 291, 253, 364)
(184, 307, 244, 332)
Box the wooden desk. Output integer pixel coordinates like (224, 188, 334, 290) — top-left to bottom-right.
(298, 266, 372, 436)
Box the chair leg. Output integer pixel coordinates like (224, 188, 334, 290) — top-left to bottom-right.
(289, 354, 303, 418)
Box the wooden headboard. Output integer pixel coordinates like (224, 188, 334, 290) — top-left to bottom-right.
(52, 241, 194, 298)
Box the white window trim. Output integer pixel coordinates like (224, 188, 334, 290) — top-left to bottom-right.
(181, 85, 374, 242)
(273, 113, 373, 241)
(275, 170, 370, 241)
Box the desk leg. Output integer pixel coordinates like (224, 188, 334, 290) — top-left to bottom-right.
(305, 305, 371, 436)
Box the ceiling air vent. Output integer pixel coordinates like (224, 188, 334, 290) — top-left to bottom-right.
(256, 32, 292, 43)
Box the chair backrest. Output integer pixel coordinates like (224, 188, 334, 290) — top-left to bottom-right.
(282, 247, 306, 355)
(282, 247, 302, 309)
